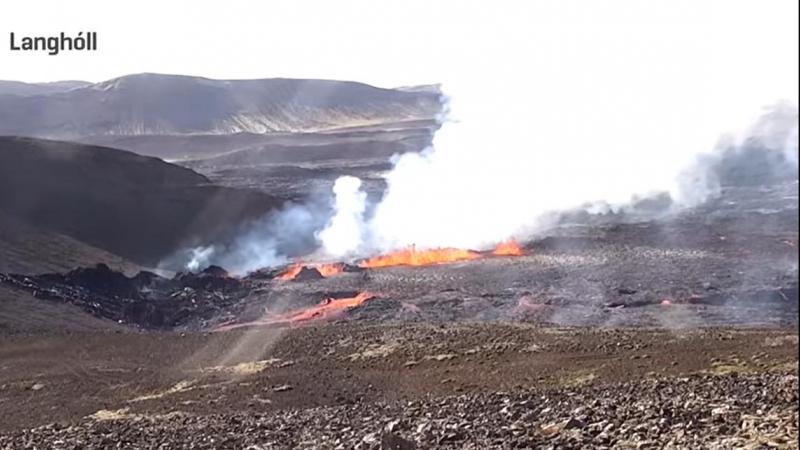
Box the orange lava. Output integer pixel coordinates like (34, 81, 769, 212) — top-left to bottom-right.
(315, 263, 345, 277)
(358, 246, 482, 268)
(277, 263, 345, 281)
(276, 264, 303, 280)
(213, 292, 374, 331)
(492, 239, 526, 256)
(278, 292, 373, 323)
(278, 240, 527, 278)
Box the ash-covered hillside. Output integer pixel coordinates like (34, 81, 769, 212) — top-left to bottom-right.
(0, 137, 284, 269)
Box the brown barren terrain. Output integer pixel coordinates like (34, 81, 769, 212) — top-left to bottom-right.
(0, 84, 796, 448)
(0, 325, 797, 448)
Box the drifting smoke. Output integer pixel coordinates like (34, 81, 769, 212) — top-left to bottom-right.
(314, 1, 799, 258)
(187, 246, 215, 272)
(175, 1, 798, 275)
(172, 195, 334, 275)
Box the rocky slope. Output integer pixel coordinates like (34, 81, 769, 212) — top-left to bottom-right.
(0, 215, 140, 275)
(0, 137, 284, 268)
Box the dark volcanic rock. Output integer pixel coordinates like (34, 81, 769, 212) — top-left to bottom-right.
(59, 263, 143, 298)
(0, 265, 246, 330)
(201, 265, 229, 278)
(176, 267, 239, 291)
(293, 267, 324, 282)
(131, 270, 162, 286)
(342, 263, 367, 273)
(247, 267, 286, 280)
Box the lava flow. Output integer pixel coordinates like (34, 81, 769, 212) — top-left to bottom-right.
(358, 246, 482, 268)
(491, 239, 526, 256)
(277, 263, 344, 281)
(213, 292, 374, 331)
(279, 241, 527, 279)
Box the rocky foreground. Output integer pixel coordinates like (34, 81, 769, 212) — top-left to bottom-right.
(2, 370, 796, 450)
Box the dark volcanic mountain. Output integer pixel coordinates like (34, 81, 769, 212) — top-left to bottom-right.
(0, 137, 283, 268)
(0, 73, 441, 140)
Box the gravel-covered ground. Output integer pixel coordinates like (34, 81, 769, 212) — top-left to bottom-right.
(1, 324, 797, 448)
(0, 150, 796, 448)
(2, 369, 796, 449)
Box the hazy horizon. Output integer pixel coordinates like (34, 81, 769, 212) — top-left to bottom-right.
(5, 0, 796, 95)
(0, 72, 440, 90)
(2, 0, 487, 88)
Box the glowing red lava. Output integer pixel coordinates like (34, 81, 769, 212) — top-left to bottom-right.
(212, 292, 374, 331)
(358, 246, 482, 268)
(277, 263, 345, 281)
(277, 240, 528, 280)
(492, 239, 526, 256)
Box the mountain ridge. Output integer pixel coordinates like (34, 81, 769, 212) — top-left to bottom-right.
(0, 80, 91, 96)
(0, 73, 442, 139)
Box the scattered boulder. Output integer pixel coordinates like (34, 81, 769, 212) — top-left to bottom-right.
(381, 421, 417, 450)
(175, 267, 239, 291)
(342, 263, 366, 273)
(201, 265, 229, 278)
(61, 263, 141, 298)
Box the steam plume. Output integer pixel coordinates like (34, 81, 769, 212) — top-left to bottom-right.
(176, 1, 798, 274)
(318, 1, 799, 257)
(314, 176, 367, 258)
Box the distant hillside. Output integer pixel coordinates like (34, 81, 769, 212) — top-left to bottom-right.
(181, 132, 431, 168)
(396, 84, 443, 94)
(0, 214, 141, 276)
(0, 137, 283, 267)
(77, 121, 437, 162)
(0, 73, 442, 140)
(0, 80, 90, 96)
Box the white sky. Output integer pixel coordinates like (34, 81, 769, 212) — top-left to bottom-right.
(1, 0, 474, 87)
(1, 0, 797, 91)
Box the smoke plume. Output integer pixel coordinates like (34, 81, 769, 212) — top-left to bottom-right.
(175, 1, 798, 275)
(171, 195, 333, 275)
(315, 1, 799, 258)
(314, 176, 368, 258)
